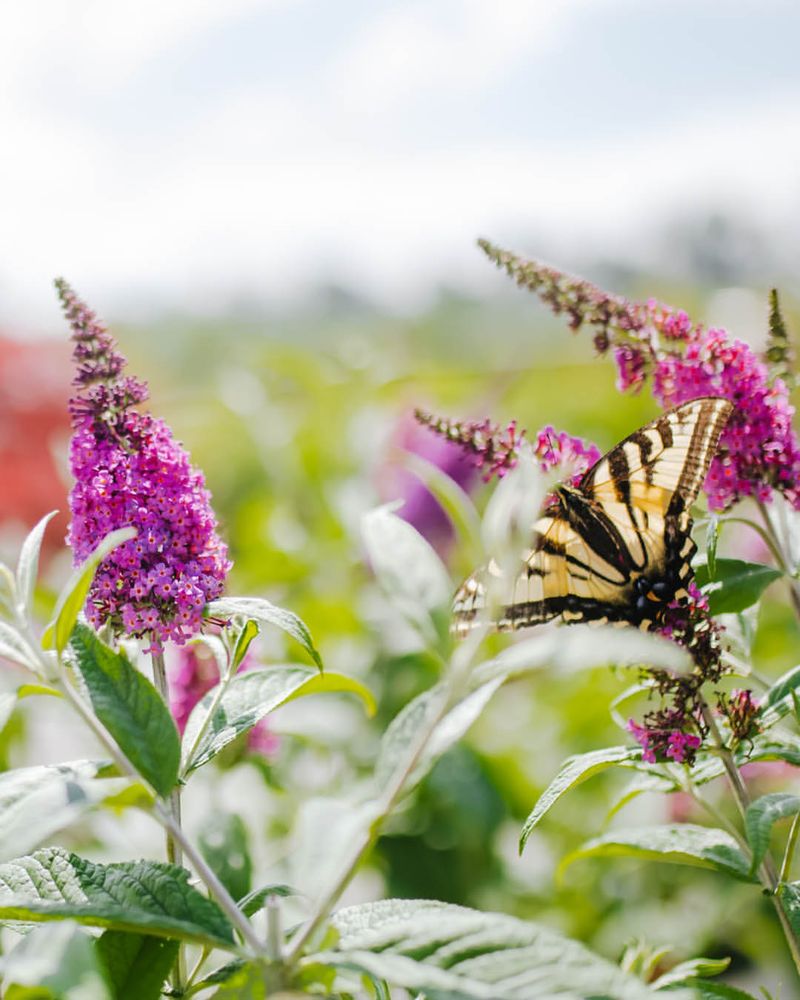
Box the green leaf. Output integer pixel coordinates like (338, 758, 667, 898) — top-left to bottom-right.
(206, 596, 322, 670)
(746, 740, 800, 768)
(0, 759, 125, 860)
(192, 958, 246, 990)
(309, 899, 690, 1000)
(705, 514, 719, 581)
(199, 812, 252, 902)
(361, 504, 452, 640)
(69, 623, 180, 798)
(231, 618, 260, 673)
(695, 558, 782, 615)
(680, 982, 761, 999)
(561, 824, 754, 882)
(207, 963, 268, 998)
(16, 512, 58, 621)
(0, 847, 234, 947)
(94, 936, 169, 999)
(374, 678, 504, 794)
(779, 881, 800, 938)
(0, 921, 111, 999)
(43, 527, 136, 653)
(17, 683, 62, 700)
(520, 746, 641, 851)
(182, 665, 374, 774)
(95, 931, 179, 1000)
(650, 956, 730, 990)
(759, 663, 800, 726)
(0, 691, 17, 732)
(745, 792, 800, 873)
(237, 882, 297, 918)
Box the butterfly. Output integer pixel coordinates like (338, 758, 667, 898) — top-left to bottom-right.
(453, 396, 733, 635)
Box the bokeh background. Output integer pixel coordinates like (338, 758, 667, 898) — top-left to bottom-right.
(2, 0, 800, 989)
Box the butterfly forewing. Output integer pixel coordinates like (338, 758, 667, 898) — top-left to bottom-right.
(453, 397, 732, 634)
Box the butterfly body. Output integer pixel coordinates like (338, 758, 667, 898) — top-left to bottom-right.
(454, 397, 733, 635)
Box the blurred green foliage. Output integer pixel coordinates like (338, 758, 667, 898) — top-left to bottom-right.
(55, 275, 800, 986)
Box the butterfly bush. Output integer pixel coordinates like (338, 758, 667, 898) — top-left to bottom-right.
(413, 242, 800, 765)
(59, 279, 231, 651)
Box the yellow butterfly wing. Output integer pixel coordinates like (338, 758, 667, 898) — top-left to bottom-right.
(453, 397, 732, 634)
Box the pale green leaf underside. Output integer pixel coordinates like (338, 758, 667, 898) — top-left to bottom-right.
(182, 665, 375, 773)
(16, 512, 58, 622)
(520, 746, 641, 850)
(43, 527, 136, 653)
(311, 899, 689, 1000)
(374, 678, 504, 794)
(0, 759, 124, 861)
(562, 824, 754, 882)
(206, 596, 322, 670)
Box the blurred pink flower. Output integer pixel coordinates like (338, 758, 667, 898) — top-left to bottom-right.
(379, 409, 480, 549)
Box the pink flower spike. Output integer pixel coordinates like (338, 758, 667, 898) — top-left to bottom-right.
(59, 279, 231, 648)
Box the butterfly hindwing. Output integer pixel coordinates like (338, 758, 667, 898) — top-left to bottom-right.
(453, 397, 732, 634)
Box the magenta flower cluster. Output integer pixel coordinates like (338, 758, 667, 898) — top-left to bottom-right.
(59, 279, 231, 650)
(649, 326, 800, 510)
(627, 715, 701, 765)
(480, 240, 800, 513)
(532, 426, 601, 482)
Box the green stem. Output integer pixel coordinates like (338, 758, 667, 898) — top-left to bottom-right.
(185, 946, 211, 993)
(150, 644, 186, 992)
(157, 805, 264, 954)
(701, 702, 800, 976)
(681, 776, 747, 850)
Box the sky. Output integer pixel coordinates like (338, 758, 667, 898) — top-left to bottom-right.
(2, 0, 800, 332)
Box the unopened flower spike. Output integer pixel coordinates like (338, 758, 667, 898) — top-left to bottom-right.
(414, 408, 525, 481)
(58, 278, 231, 651)
(766, 288, 796, 389)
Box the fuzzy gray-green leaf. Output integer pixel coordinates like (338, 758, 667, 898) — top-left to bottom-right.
(745, 792, 800, 873)
(182, 665, 374, 774)
(562, 824, 754, 882)
(0, 759, 123, 860)
(520, 746, 641, 851)
(311, 898, 689, 999)
(206, 596, 322, 670)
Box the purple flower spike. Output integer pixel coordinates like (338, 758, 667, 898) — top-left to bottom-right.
(59, 279, 231, 649)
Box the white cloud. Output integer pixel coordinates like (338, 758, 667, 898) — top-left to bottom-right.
(326, 0, 599, 113)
